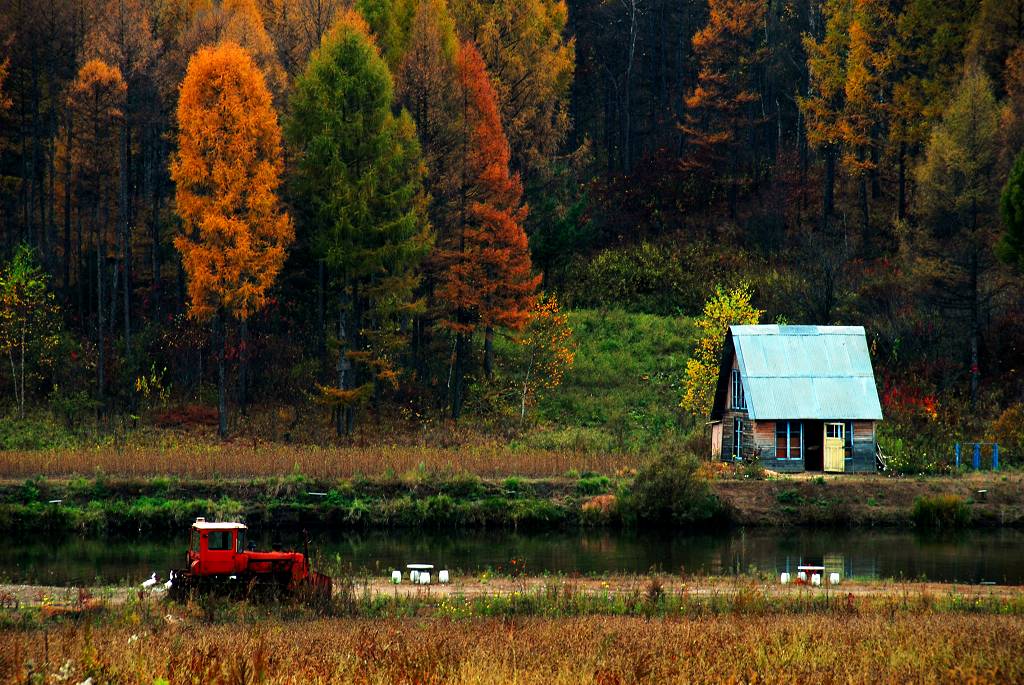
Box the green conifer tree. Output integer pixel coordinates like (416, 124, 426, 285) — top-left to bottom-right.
(286, 10, 432, 435)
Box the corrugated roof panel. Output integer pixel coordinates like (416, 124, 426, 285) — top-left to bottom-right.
(732, 325, 883, 420)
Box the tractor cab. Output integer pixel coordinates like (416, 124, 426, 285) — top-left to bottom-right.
(188, 518, 247, 576)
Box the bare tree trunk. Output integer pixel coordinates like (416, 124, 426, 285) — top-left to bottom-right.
(897, 141, 907, 221)
(8, 348, 18, 419)
(318, 259, 326, 359)
(216, 312, 228, 438)
(239, 318, 249, 415)
(336, 294, 351, 437)
(483, 325, 494, 379)
(452, 332, 466, 420)
(520, 348, 536, 420)
(969, 200, 980, 406)
(19, 327, 26, 419)
(823, 146, 835, 224)
(63, 115, 73, 293)
(96, 228, 104, 412)
(120, 121, 130, 350)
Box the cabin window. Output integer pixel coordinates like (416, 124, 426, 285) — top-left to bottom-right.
(845, 422, 854, 459)
(236, 530, 245, 554)
(731, 369, 746, 410)
(732, 418, 743, 460)
(207, 530, 232, 551)
(775, 421, 803, 460)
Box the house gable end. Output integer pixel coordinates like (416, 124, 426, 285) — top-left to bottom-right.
(710, 331, 737, 420)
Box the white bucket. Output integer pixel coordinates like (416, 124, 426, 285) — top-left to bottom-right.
(410, 570, 420, 583)
(439, 570, 450, 584)
(829, 572, 840, 585)
(811, 573, 821, 586)
(797, 571, 807, 582)
(391, 570, 402, 584)
(780, 572, 790, 584)
(419, 572, 430, 585)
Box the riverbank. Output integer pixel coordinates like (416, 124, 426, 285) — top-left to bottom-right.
(1, 471, 1022, 535)
(5, 574, 1024, 609)
(2, 577, 1023, 683)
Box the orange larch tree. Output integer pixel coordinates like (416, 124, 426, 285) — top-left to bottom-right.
(679, 0, 766, 213)
(170, 42, 294, 437)
(838, 0, 893, 239)
(433, 41, 540, 418)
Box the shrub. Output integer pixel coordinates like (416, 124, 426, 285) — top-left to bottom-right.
(878, 425, 946, 475)
(990, 404, 1024, 466)
(912, 494, 971, 529)
(775, 489, 803, 505)
(0, 413, 77, 450)
(626, 452, 724, 525)
(576, 474, 611, 495)
(559, 240, 761, 316)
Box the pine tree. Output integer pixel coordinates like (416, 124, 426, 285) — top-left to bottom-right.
(433, 41, 540, 418)
(838, 0, 893, 237)
(801, 0, 853, 221)
(999, 149, 1024, 272)
(887, 0, 976, 219)
(286, 10, 431, 435)
(396, 0, 460, 165)
(171, 42, 294, 437)
(680, 0, 767, 213)
(357, 0, 418, 70)
(914, 68, 1001, 404)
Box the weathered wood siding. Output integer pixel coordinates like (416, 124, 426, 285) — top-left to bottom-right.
(848, 420, 877, 473)
(720, 407, 750, 461)
(754, 420, 807, 473)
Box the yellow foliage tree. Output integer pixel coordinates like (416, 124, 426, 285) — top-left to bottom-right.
(516, 293, 574, 419)
(171, 42, 294, 437)
(680, 285, 762, 418)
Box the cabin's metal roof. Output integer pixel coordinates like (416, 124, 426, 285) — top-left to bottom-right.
(722, 325, 883, 421)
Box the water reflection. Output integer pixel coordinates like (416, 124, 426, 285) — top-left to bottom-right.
(2, 528, 1022, 586)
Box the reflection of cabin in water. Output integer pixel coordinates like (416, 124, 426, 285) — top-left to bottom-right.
(709, 325, 883, 473)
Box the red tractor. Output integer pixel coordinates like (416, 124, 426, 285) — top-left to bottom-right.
(167, 518, 332, 601)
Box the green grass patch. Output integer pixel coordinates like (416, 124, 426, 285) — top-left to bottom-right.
(503, 309, 698, 453)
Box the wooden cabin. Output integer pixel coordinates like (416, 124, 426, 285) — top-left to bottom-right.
(709, 325, 883, 473)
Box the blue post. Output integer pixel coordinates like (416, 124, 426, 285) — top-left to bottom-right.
(955, 442, 961, 468)
(973, 443, 981, 470)
(993, 443, 999, 471)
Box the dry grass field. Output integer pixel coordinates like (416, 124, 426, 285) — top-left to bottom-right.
(3, 612, 1022, 684)
(0, 443, 634, 479)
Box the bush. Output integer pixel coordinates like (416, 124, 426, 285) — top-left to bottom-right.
(0, 413, 77, 450)
(576, 474, 611, 495)
(990, 404, 1024, 466)
(877, 425, 946, 475)
(626, 452, 724, 525)
(561, 241, 745, 316)
(912, 494, 971, 529)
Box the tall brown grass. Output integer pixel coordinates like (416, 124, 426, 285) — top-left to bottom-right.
(0, 443, 636, 479)
(3, 613, 1021, 683)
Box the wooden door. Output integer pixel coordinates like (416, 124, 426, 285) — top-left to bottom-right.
(824, 423, 845, 472)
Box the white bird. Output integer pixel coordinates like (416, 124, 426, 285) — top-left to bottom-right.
(164, 571, 175, 590)
(141, 573, 157, 589)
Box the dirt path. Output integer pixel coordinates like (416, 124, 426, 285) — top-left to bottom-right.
(3, 575, 1020, 609)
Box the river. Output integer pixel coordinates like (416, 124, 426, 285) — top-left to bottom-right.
(3, 527, 1022, 586)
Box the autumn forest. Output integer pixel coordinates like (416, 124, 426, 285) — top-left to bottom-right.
(2, 0, 1024, 457)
